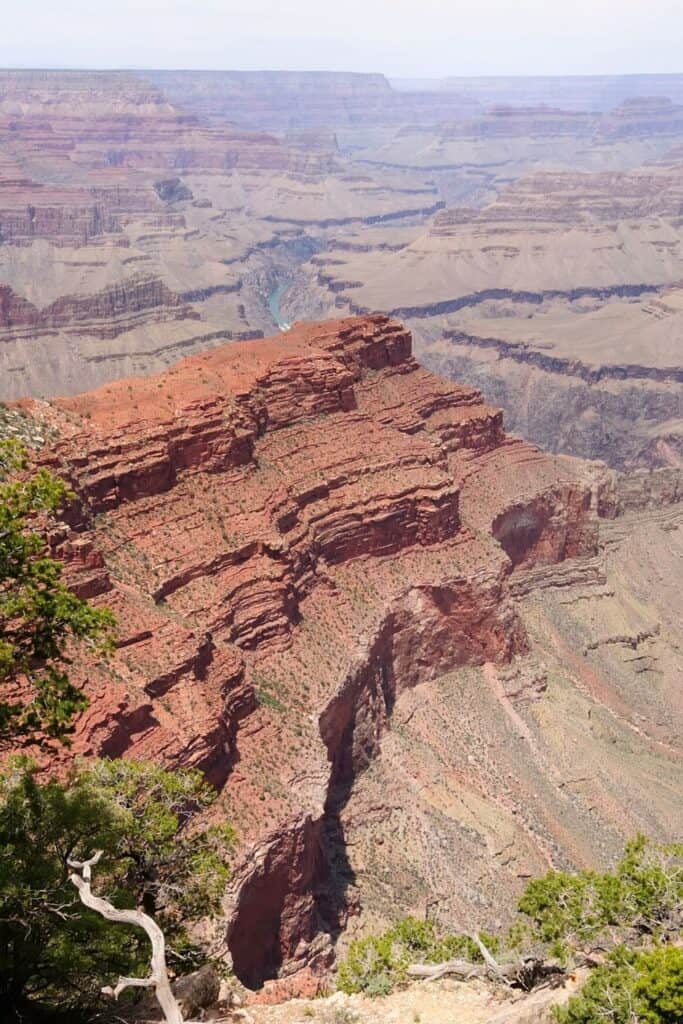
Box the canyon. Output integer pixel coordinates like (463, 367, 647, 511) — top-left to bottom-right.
(1, 69, 682, 472)
(1, 68, 682, 1002)
(7, 315, 682, 994)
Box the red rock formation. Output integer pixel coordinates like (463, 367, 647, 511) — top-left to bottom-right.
(0, 276, 197, 339)
(13, 315, 600, 988)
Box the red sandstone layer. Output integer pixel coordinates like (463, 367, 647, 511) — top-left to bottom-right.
(13, 315, 601, 988)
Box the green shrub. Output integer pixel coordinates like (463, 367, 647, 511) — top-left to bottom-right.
(615, 836, 683, 932)
(634, 946, 683, 1024)
(336, 931, 403, 994)
(554, 946, 683, 1024)
(517, 870, 600, 957)
(336, 916, 496, 995)
(390, 915, 438, 955)
(0, 757, 234, 1019)
(0, 439, 115, 740)
(518, 836, 683, 958)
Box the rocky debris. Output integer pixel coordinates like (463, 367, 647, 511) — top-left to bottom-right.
(0, 403, 53, 447)
(497, 659, 548, 703)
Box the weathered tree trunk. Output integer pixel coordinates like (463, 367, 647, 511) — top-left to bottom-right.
(68, 851, 184, 1024)
(408, 952, 566, 990)
(407, 958, 494, 982)
(471, 932, 513, 987)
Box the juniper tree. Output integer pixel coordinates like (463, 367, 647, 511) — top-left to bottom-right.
(0, 439, 114, 740)
(0, 758, 234, 1020)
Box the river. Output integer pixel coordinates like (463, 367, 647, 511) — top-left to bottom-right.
(267, 280, 292, 332)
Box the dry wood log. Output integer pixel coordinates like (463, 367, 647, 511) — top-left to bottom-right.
(407, 955, 566, 990)
(407, 959, 498, 982)
(472, 932, 513, 988)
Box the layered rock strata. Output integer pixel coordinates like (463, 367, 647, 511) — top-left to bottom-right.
(11, 315, 677, 994)
(295, 164, 683, 470)
(147, 70, 481, 131)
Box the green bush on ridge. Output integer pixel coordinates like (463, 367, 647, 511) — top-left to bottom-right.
(554, 945, 683, 1024)
(518, 835, 683, 960)
(336, 835, 683, 1018)
(337, 915, 500, 995)
(0, 439, 115, 742)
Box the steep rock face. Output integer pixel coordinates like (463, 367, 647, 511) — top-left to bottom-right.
(600, 97, 683, 138)
(335, 497, 683, 972)
(440, 100, 683, 141)
(452, 105, 597, 139)
(419, 300, 683, 471)
(0, 275, 195, 336)
(13, 315, 674, 992)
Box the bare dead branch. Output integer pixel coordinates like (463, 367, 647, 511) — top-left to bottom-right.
(472, 931, 513, 988)
(68, 851, 184, 1024)
(408, 953, 567, 991)
(407, 958, 487, 982)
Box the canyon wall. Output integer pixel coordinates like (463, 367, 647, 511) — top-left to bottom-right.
(7, 316, 681, 995)
(295, 163, 683, 471)
(410, 73, 683, 111)
(148, 70, 482, 131)
(1, 67, 682, 990)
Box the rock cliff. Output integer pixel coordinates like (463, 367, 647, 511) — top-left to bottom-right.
(148, 70, 480, 131)
(9, 315, 681, 995)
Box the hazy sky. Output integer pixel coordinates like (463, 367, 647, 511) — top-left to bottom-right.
(3, 0, 682, 78)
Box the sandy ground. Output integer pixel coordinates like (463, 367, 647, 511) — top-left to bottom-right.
(245, 975, 585, 1024)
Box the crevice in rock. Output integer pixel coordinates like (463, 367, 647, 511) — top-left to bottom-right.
(227, 579, 525, 989)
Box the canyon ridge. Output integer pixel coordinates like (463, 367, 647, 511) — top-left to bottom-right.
(7, 314, 682, 994)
